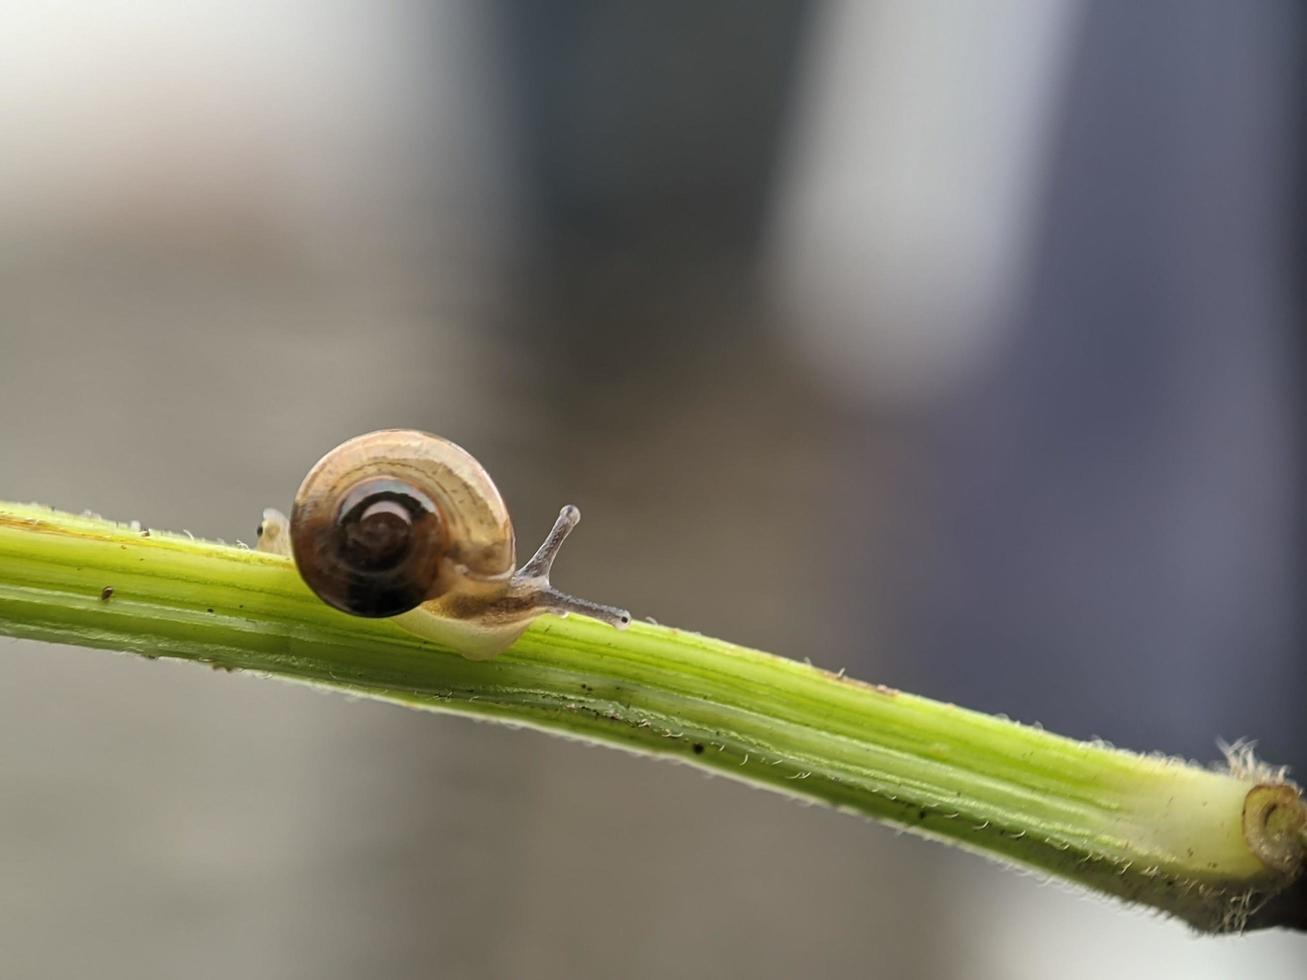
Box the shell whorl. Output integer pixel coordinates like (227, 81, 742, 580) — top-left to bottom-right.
(289, 429, 516, 617)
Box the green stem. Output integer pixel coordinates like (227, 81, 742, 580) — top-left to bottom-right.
(1, 502, 1302, 933)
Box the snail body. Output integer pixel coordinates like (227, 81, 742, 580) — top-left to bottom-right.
(257, 429, 629, 659)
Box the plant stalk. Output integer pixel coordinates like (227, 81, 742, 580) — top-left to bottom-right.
(0, 502, 1302, 932)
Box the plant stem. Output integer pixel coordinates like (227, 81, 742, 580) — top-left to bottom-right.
(0, 502, 1302, 933)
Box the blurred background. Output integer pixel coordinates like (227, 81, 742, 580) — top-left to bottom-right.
(1, 1, 1304, 977)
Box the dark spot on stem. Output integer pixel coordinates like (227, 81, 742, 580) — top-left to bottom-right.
(99, 586, 114, 601)
(692, 743, 705, 755)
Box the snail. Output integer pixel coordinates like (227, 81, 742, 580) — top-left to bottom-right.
(256, 429, 630, 660)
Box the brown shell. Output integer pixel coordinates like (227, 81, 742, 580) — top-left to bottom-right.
(289, 429, 516, 617)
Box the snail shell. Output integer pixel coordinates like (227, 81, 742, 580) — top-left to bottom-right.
(258, 429, 629, 659)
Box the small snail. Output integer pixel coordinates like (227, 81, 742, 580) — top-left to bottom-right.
(256, 430, 630, 660)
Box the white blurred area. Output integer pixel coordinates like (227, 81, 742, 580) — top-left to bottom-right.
(0, 3, 1302, 978)
(0, 1, 524, 525)
(770, 0, 1081, 408)
(0, 2, 517, 296)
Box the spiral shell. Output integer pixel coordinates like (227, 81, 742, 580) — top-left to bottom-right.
(289, 430, 514, 618)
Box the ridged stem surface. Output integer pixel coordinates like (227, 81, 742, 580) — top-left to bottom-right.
(0, 503, 1302, 933)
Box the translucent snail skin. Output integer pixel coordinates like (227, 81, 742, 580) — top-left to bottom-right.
(256, 430, 630, 660)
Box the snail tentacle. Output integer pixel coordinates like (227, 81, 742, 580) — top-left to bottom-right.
(510, 505, 630, 628)
(517, 504, 580, 580)
(523, 583, 632, 630)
